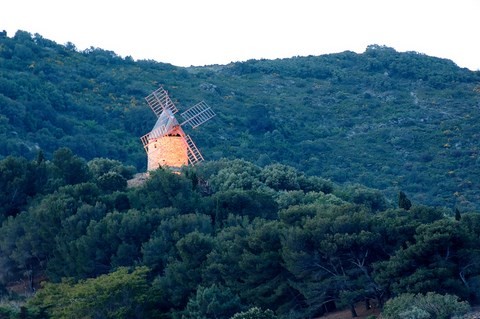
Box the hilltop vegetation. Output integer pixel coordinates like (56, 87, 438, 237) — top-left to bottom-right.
(0, 30, 480, 318)
(1, 30, 479, 210)
(0, 153, 478, 318)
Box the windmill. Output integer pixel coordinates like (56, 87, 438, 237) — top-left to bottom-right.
(140, 86, 216, 171)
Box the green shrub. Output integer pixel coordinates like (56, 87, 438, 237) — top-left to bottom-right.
(398, 306, 430, 319)
(230, 307, 277, 319)
(183, 284, 242, 319)
(382, 292, 470, 319)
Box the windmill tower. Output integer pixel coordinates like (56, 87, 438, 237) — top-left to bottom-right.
(140, 86, 215, 171)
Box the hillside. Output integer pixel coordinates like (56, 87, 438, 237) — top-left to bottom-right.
(1, 30, 480, 210)
(0, 155, 479, 318)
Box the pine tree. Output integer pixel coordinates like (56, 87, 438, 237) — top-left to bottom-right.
(398, 191, 412, 210)
(454, 208, 461, 221)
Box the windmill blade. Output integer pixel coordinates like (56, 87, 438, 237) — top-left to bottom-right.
(184, 134, 204, 165)
(140, 133, 149, 150)
(149, 125, 169, 140)
(140, 124, 169, 150)
(180, 101, 216, 128)
(140, 113, 174, 150)
(145, 86, 178, 117)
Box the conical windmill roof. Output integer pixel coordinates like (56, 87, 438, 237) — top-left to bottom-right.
(152, 109, 179, 134)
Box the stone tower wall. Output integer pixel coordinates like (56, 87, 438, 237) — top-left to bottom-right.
(147, 135, 188, 170)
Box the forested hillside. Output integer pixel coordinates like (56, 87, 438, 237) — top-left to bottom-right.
(1, 30, 480, 318)
(1, 30, 480, 210)
(0, 153, 478, 318)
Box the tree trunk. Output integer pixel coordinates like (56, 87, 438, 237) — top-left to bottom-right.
(20, 306, 27, 319)
(350, 304, 358, 318)
(365, 298, 371, 310)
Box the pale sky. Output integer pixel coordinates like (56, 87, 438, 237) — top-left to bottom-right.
(1, 0, 479, 70)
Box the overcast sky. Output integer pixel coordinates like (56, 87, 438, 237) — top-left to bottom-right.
(1, 0, 479, 70)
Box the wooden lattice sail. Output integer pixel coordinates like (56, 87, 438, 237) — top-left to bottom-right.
(141, 86, 215, 171)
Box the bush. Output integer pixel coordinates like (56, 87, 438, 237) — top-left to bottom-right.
(382, 292, 470, 319)
(230, 307, 277, 319)
(183, 284, 242, 319)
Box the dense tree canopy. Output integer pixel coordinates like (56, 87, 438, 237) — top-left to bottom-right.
(1, 31, 480, 318)
(1, 31, 479, 211)
(0, 152, 478, 318)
